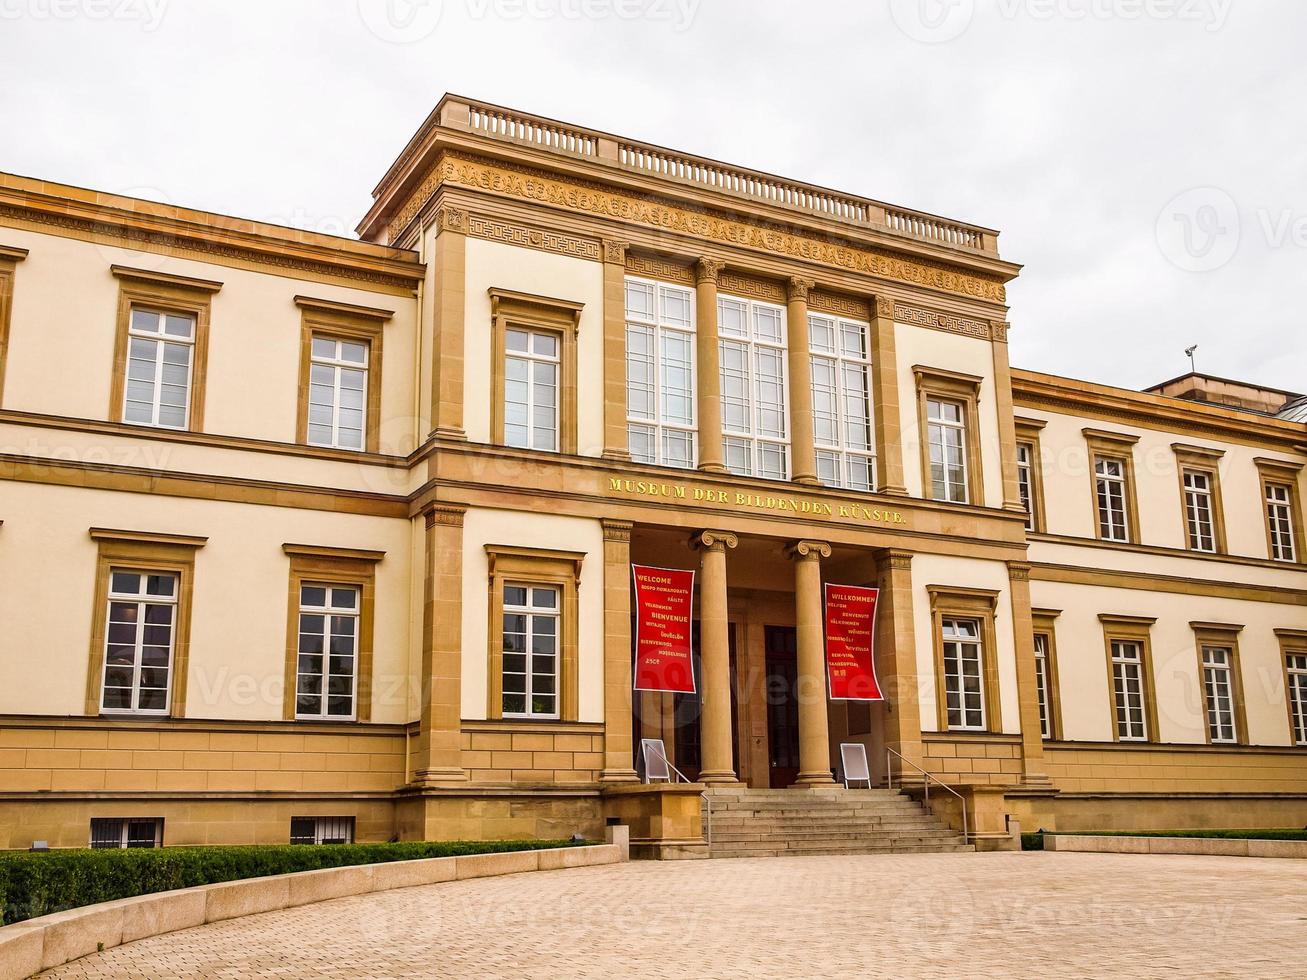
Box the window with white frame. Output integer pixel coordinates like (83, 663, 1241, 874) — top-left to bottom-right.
(502, 584, 559, 719)
(504, 327, 559, 452)
(1110, 640, 1148, 741)
(1017, 443, 1036, 531)
(1095, 457, 1130, 541)
(1201, 646, 1237, 743)
(290, 816, 355, 845)
(927, 398, 968, 503)
(1034, 632, 1053, 739)
(719, 295, 789, 480)
(101, 571, 178, 715)
(295, 584, 359, 720)
(90, 817, 163, 849)
(809, 314, 875, 491)
(1266, 483, 1297, 562)
(123, 308, 195, 429)
(1183, 470, 1217, 552)
(941, 618, 985, 731)
(625, 278, 696, 468)
(1287, 652, 1307, 745)
(307, 335, 369, 450)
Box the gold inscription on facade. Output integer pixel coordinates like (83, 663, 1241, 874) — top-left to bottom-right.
(607, 477, 907, 526)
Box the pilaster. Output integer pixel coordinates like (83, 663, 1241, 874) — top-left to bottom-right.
(430, 207, 468, 441)
(1008, 560, 1053, 787)
(694, 258, 727, 474)
(413, 503, 468, 786)
(876, 548, 924, 783)
(600, 519, 638, 782)
(870, 295, 908, 496)
(991, 320, 1026, 511)
(602, 241, 632, 461)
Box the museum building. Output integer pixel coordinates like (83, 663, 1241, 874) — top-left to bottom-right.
(0, 95, 1304, 853)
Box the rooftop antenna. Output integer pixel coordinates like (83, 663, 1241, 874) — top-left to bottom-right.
(1185, 345, 1199, 374)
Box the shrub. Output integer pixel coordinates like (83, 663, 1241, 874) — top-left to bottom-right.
(1020, 832, 1044, 851)
(0, 839, 580, 925)
(1061, 829, 1307, 841)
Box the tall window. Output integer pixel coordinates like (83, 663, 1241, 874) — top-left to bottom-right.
(90, 817, 163, 849)
(1183, 470, 1217, 553)
(1110, 640, 1148, 741)
(941, 618, 985, 731)
(1095, 457, 1130, 541)
(123, 308, 195, 429)
(1200, 646, 1237, 743)
(101, 570, 178, 715)
(809, 314, 875, 491)
(295, 584, 359, 720)
(307, 335, 369, 450)
(719, 296, 789, 480)
(927, 398, 968, 503)
(625, 278, 696, 468)
(504, 327, 559, 452)
(1017, 443, 1036, 531)
(1034, 633, 1053, 739)
(502, 584, 559, 719)
(1288, 653, 1307, 745)
(1266, 483, 1297, 562)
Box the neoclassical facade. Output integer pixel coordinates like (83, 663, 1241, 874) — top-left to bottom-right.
(0, 95, 1304, 850)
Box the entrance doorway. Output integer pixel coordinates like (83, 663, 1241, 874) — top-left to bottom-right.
(765, 626, 800, 788)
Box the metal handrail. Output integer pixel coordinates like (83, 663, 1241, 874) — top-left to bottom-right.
(885, 747, 969, 845)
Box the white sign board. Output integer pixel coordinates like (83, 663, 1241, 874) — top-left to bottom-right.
(642, 738, 672, 783)
(840, 743, 871, 789)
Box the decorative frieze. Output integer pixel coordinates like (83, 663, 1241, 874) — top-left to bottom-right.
(717, 269, 785, 303)
(895, 303, 993, 341)
(463, 213, 601, 261)
(809, 291, 870, 320)
(625, 252, 694, 285)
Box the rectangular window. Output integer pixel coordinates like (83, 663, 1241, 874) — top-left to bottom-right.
(306, 335, 369, 451)
(1034, 633, 1053, 739)
(295, 584, 359, 720)
(1017, 443, 1036, 531)
(1095, 457, 1130, 541)
(927, 398, 968, 503)
(1287, 653, 1307, 746)
(1111, 640, 1148, 741)
(1201, 646, 1237, 744)
(502, 584, 560, 719)
(625, 278, 696, 468)
(942, 618, 985, 731)
(809, 314, 875, 491)
(1266, 483, 1298, 562)
(504, 327, 560, 452)
(122, 308, 195, 429)
(1183, 470, 1217, 553)
(100, 570, 178, 715)
(90, 817, 163, 849)
(719, 295, 789, 481)
(290, 816, 355, 845)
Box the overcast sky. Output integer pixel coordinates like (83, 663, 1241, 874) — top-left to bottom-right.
(1, 0, 1303, 393)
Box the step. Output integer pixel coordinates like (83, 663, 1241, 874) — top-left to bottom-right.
(709, 844, 975, 858)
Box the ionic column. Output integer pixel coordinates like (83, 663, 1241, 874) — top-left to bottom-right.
(601, 241, 631, 461)
(694, 259, 727, 474)
(876, 549, 924, 782)
(785, 277, 819, 486)
(413, 503, 467, 785)
(788, 539, 834, 786)
(991, 321, 1026, 512)
(1008, 561, 1052, 786)
(692, 529, 738, 782)
(600, 520, 638, 782)
(870, 295, 908, 496)
(430, 207, 468, 441)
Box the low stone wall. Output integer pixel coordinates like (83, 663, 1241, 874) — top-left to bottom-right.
(0, 843, 623, 980)
(1045, 835, 1307, 858)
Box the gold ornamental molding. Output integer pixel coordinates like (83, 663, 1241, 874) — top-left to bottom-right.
(809, 291, 870, 320)
(895, 303, 994, 341)
(464, 212, 601, 262)
(625, 251, 693, 285)
(718, 269, 786, 304)
(396, 153, 1007, 304)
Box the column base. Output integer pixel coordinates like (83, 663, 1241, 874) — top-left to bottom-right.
(410, 767, 468, 788)
(793, 474, 821, 487)
(697, 462, 728, 475)
(698, 770, 740, 784)
(876, 484, 910, 497)
(599, 768, 640, 784)
(792, 771, 836, 787)
(431, 426, 467, 441)
(601, 448, 632, 463)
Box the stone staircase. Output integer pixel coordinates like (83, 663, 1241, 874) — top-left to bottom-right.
(702, 785, 973, 859)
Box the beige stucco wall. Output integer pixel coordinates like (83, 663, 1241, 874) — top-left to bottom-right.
(894, 322, 1002, 509)
(461, 238, 605, 455)
(0, 480, 413, 723)
(459, 507, 605, 723)
(0, 227, 421, 454)
(910, 554, 1020, 735)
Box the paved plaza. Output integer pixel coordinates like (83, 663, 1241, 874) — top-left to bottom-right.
(41, 851, 1306, 979)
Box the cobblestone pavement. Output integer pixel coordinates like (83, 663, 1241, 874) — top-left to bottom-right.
(40, 852, 1307, 979)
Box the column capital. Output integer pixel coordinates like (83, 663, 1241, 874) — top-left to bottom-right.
(602, 239, 629, 265)
(691, 529, 738, 553)
(990, 320, 1010, 343)
(602, 519, 634, 543)
(1007, 560, 1032, 582)
(786, 539, 831, 562)
(877, 548, 914, 571)
(423, 503, 467, 529)
(872, 295, 896, 320)
(695, 257, 725, 284)
(433, 206, 469, 235)
(786, 276, 815, 302)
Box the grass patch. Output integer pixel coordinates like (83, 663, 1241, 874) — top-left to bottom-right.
(0, 839, 582, 925)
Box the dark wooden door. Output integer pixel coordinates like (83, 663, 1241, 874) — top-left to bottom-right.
(765, 626, 800, 788)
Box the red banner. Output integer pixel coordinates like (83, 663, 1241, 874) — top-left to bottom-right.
(632, 564, 696, 694)
(824, 584, 883, 701)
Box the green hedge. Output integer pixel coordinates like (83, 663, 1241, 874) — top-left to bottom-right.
(0, 839, 581, 925)
(1061, 829, 1307, 841)
(1020, 833, 1044, 851)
